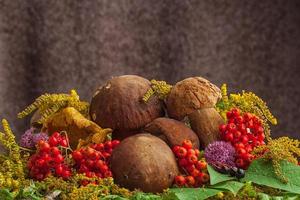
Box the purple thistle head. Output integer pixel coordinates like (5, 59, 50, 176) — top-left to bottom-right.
(204, 141, 236, 167)
(20, 128, 49, 148)
(20, 128, 35, 148)
(32, 132, 49, 144)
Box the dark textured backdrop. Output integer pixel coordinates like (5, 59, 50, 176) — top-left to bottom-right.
(0, 0, 299, 139)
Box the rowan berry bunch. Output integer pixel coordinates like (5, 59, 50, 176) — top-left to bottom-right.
(28, 132, 72, 181)
(172, 140, 210, 188)
(219, 108, 265, 169)
(72, 140, 120, 185)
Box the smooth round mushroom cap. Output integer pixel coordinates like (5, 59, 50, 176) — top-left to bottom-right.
(110, 133, 179, 193)
(89, 75, 164, 133)
(144, 117, 200, 149)
(166, 77, 221, 120)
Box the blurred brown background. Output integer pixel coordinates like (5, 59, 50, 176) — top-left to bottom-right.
(0, 0, 299, 139)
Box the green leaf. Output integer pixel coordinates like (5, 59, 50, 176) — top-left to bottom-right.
(102, 195, 129, 200)
(165, 188, 221, 200)
(207, 165, 235, 185)
(242, 159, 300, 194)
(257, 192, 300, 200)
(209, 181, 244, 196)
(0, 189, 13, 200)
(130, 192, 162, 200)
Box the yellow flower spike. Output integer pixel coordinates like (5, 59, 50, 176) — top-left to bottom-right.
(216, 84, 278, 139)
(253, 137, 300, 183)
(143, 79, 172, 102)
(18, 89, 89, 123)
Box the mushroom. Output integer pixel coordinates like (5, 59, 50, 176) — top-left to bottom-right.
(110, 133, 179, 193)
(166, 77, 224, 148)
(144, 117, 200, 149)
(89, 75, 164, 140)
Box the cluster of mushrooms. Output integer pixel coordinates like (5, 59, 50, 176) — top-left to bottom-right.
(89, 75, 224, 193)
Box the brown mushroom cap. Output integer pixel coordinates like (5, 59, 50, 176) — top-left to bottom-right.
(110, 133, 179, 193)
(89, 75, 164, 135)
(144, 117, 200, 149)
(166, 77, 221, 120)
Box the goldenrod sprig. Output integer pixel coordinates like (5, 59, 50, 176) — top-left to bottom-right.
(143, 79, 172, 102)
(18, 89, 89, 123)
(253, 137, 300, 183)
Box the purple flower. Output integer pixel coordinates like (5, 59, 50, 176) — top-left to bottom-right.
(20, 128, 49, 148)
(204, 141, 236, 167)
(20, 128, 35, 148)
(32, 132, 49, 144)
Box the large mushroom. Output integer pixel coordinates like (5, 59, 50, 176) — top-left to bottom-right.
(110, 133, 179, 193)
(89, 75, 164, 140)
(166, 77, 224, 148)
(144, 117, 200, 149)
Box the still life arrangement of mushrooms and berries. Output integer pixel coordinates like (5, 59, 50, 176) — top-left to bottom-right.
(0, 75, 300, 200)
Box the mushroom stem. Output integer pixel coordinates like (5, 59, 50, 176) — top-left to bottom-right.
(188, 107, 224, 149)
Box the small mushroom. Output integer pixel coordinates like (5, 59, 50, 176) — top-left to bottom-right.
(144, 117, 200, 149)
(89, 75, 164, 140)
(166, 77, 224, 148)
(110, 133, 179, 193)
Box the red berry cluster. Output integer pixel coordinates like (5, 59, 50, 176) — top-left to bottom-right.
(172, 140, 210, 187)
(28, 132, 71, 181)
(72, 140, 120, 185)
(219, 108, 265, 169)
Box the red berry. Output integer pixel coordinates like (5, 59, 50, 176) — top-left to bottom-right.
(185, 176, 195, 186)
(72, 150, 83, 161)
(227, 123, 236, 132)
(55, 165, 64, 175)
(54, 154, 64, 163)
(199, 172, 210, 183)
(186, 154, 198, 164)
(38, 141, 51, 152)
(48, 136, 59, 147)
(104, 141, 112, 150)
(178, 158, 188, 167)
(51, 147, 61, 156)
(234, 142, 245, 149)
(112, 140, 120, 148)
(194, 149, 200, 158)
(240, 135, 249, 144)
(175, 175, 186, 187)
(234, 131, 242, 139)
(99, 164, 109, 173)
(219, 124, 227, 133)
(236, 147, 247, 156)
(195, 160, 207, 170)
(36, 159, 46, 168)
(186, 164, 196, 174)
(225, 133, 234, 142)
(60, 136, 68, 147)
(176, 147, 187, 158)
(182, 140, 193, 150)
(95, 143, 105, 151)
(187, 149, 196, 156)
(236, 158, 245, 168)
(103, 170, 112, 178)
(62, 170, 71, 179)
(190, 169, 200, 177)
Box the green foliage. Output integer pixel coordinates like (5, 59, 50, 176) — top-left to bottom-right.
(253, 137, 300, 183)
(207, 165, 236, 185)
(242, 159, 300, 194)
(165, 188, 221, 200)
(18, 89, 89, 123)
(216, 84, 277, 141)
(143, 80, 172, 102)
(209, 181, 244, 196)
(0, 189, 13, 200)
